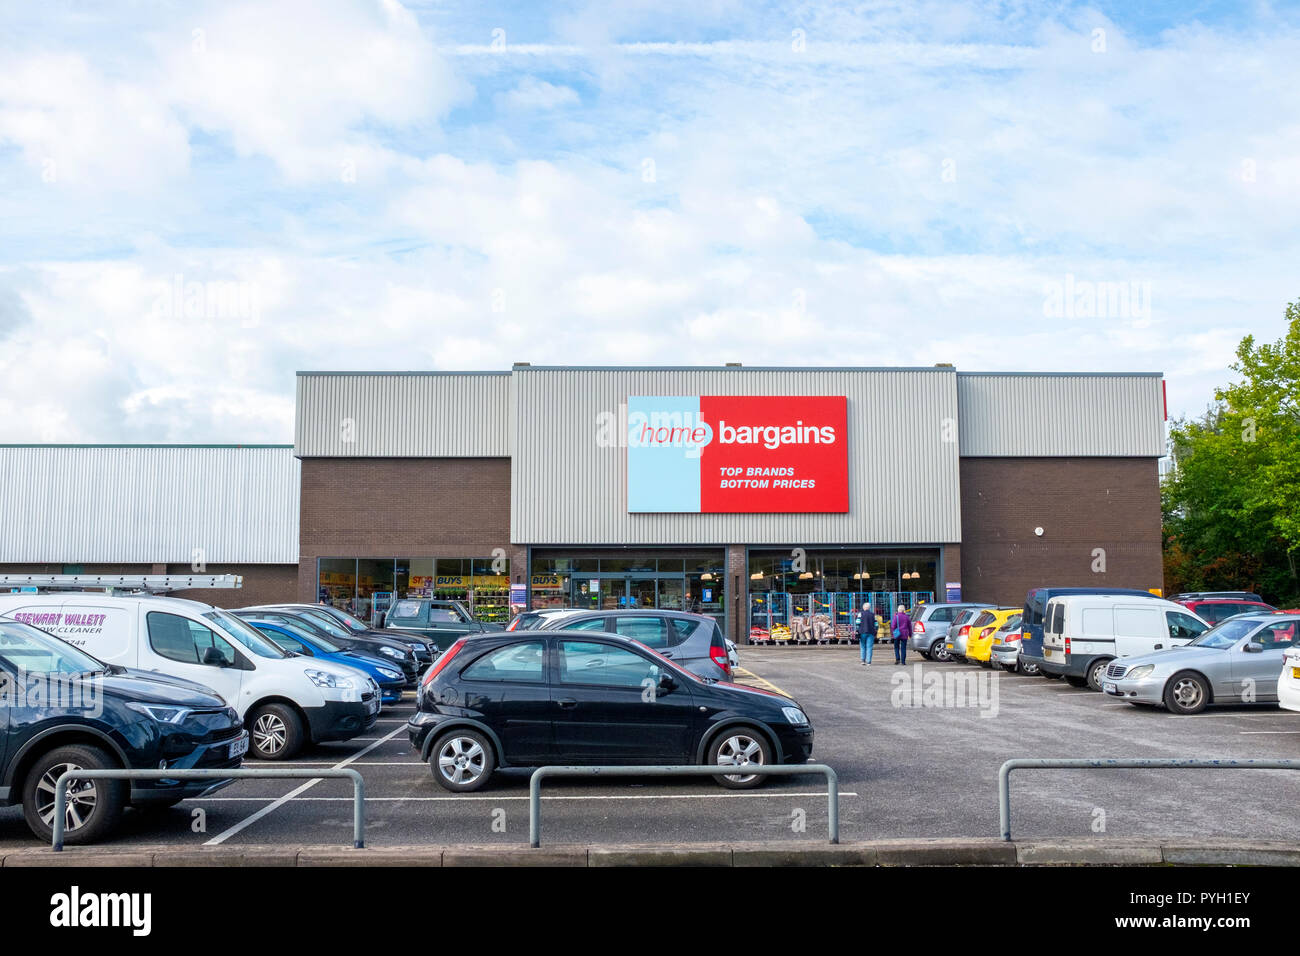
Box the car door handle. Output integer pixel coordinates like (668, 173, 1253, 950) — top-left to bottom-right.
(556, 698, 577, 709)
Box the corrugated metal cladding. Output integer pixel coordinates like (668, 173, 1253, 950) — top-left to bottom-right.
(956, 373, 1165, 457)
(295, 373, 511, 457)
(0, 446, 299, 563)
(510, 368, 964, 546)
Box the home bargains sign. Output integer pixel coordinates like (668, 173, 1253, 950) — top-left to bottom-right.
(627, 395, 848, 513)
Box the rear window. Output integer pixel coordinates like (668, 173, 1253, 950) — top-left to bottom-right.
(669, 618, 698, 645)
(972, 611, 996, 628)
(927, 607, 955, 623)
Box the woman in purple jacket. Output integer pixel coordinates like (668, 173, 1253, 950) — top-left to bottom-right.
(891, 605, 912, 665)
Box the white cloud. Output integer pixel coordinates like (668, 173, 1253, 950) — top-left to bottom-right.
(1, 1, 1298, 442)
(497, 77, 580, 111)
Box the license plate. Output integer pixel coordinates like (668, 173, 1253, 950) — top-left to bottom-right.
(1293, 667, 1300, 680)
(229, 733, 249, 759)
(368, 697, 380, 715)
(1103, 682, 1117, 694)
(993, 637, 1002, 644)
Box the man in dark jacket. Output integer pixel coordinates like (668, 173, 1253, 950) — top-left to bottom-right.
(857, 602, 877, 665)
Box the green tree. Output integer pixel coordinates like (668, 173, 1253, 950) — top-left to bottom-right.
(1163, 300, 1300, 605)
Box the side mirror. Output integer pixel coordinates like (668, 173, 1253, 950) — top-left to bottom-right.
(202, 646, 228, 666)
(1243, 643, 1264, 653)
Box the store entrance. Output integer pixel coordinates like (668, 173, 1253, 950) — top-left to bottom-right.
(571, 574, 676, 611)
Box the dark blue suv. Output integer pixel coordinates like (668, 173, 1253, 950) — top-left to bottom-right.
(408, 631, 814, 792)
(0, 618, 246, 844)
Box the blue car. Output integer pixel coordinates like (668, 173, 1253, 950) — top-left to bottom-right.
(247, 619, 406, 705)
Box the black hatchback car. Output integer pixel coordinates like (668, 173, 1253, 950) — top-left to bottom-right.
(0, 618, 246, 844)
(407, 631, 814, 792)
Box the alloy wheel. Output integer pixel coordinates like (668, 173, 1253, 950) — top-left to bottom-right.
(35, 762, 96, 831)
(438, 736, 486, 786)
(1170, 676, 1204, 711)
(715, 733, 765, 784)
(253, 713, 288, 756)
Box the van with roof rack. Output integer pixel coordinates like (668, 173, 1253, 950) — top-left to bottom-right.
(0, 579, 380, 760)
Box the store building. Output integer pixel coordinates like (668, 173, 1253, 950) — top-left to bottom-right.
(0, 445, 299, 607)
(293, 366, 1168, 641)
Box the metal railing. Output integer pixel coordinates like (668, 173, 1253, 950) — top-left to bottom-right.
(528, 764, 839, 847)
(998, 757, 1300, 841)
(51, 768, 366, 851)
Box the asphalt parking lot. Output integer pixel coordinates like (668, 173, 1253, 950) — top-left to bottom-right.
(3, 645, 1298, 849)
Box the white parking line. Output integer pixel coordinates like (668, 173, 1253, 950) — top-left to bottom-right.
(195, 791, 859, 802)
(1167, 712, 1300, 719)
(203, 727, 406, 846)
(1238, 731, 1300, 735)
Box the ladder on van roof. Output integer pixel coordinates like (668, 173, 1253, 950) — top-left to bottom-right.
(1, 573, 243, 594)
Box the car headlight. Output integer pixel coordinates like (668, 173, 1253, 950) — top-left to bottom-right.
(305, 669, 355, 690)
(781, 706, 809, 726)
(1127, 665, 1155, 680)
(125, 702, 191, 724)
(378, 646, 403, 659)
(376, 666, 403, 680)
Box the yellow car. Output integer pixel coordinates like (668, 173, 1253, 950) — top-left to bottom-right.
(965, 608, 1022, 665)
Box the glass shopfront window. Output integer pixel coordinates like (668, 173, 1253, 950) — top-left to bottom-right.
(529, 550, 726, 631)
(317, 556, 512, 627)
(746, 549, 938, 644)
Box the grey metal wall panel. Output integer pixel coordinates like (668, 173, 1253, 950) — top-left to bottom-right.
(0, 446, 299, 563)
(957, 373, 1165, 457)
(510, 368, 964, 546)
(295, 373, 511, 457)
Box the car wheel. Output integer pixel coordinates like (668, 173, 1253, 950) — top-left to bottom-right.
(1018, 659, 1040, 676)
(708, 727, 773, 790)
(1086, 659, 1112, 692)
(22, 745, 126, 845)
(932, 643, 952, 662)
(249, 703, 305, 760)
(431, 730, 495, 793)
(1164, 672, 1210, 715)
(1064, 675, 1089, 688)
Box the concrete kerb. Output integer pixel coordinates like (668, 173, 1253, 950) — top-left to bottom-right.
(3, 839, 1299, 866)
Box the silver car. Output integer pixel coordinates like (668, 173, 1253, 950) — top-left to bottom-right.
(942, 607, 988, 662)
(910, 603, 994, 661)
(988, 614, 1027, 671)
(1104, 614, 1300, 714)
(539, 609, 732, 680)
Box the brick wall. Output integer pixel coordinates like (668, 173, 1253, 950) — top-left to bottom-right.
(297, 457, 514, 602)
(958, 457, 1163, 607)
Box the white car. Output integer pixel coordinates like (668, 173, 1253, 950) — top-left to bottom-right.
(726, 638, 739, 669)
(0, 592, 381, 760)
(1279, 645, 1300, 713)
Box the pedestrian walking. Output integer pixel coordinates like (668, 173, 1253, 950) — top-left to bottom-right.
(857, 601, 877, 665)
(891, 604, 912, 664)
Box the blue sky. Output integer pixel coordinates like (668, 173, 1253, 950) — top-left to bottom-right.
(1, 0, 1297, 441)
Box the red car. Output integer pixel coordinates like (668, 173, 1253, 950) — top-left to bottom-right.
(1177, 598, 1276, 625)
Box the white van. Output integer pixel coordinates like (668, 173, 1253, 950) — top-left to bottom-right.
(0, 593, 381, 759)
(1040, 594, 1210, 691)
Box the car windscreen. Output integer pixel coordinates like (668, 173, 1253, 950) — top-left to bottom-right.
(324, 606, 369, 631)
(296, 609, 355, 640)
(252, 620, 341, 654)
(0, 618, 107, 674)
(204, 610, 289, 658)
(1187, 617, 1260, 649)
